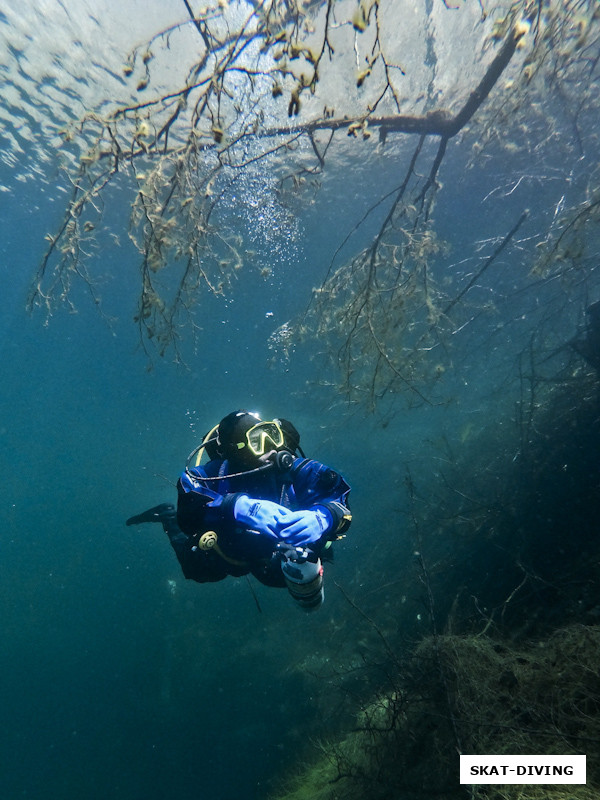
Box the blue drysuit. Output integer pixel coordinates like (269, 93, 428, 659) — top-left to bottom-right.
(168, 456, 351, 587)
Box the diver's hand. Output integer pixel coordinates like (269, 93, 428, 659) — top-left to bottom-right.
(277, 507, 332, 546)
(233, 495, 293, 538)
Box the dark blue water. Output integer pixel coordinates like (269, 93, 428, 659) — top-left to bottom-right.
(1, 4, 599, 799)
(0, 119, 391, 800)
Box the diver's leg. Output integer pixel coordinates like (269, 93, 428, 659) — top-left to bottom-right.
(126, 504, 225, 583)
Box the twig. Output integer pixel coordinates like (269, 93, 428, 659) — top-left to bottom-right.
(443, 209, 528, 317)
(334, 581, 402, 670)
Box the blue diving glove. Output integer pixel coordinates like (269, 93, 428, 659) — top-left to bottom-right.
(233, 495, 294, 539)
(277, 507, 332, 547)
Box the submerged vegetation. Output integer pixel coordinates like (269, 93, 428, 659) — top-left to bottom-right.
(272, 626, 600, 800)
(269, 347, 600, 799)
(26, 0, 600, 406)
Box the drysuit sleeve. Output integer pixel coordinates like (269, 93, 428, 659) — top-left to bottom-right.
(291, 458, 352, 540)
(176, 467, 239, 536)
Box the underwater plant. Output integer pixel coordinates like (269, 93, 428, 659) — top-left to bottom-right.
(269, 625, 600, 800)
(22, 0, 600, 402)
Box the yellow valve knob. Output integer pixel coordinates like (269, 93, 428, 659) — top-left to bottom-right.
(198, 531, 218, 551)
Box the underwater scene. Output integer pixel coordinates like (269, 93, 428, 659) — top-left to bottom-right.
(1, 1, 600, 798)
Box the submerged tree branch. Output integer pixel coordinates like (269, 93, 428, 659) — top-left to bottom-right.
(263, 22, 526, 142)
(443, 209, 529, 317)
(27, 0, 600, 408)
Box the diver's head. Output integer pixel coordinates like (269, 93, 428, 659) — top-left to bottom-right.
(215, 410, 301, 469)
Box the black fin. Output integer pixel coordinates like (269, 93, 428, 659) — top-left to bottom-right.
(126, 503, 175, 526)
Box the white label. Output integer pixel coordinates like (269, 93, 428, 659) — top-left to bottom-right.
(460, 755, 586, 784)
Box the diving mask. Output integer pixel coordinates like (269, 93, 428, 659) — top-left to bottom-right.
(245, 420, 285, 456)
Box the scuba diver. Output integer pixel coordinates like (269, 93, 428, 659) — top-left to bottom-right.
(126, 410, 352, 611)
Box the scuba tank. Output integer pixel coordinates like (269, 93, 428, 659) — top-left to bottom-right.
(278, 545, 324, 611)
